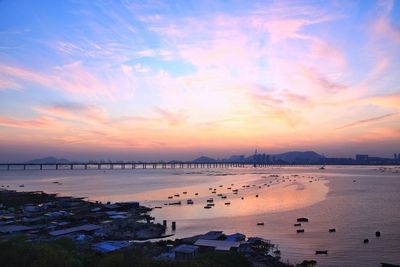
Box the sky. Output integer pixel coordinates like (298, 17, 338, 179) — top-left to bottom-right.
(0, 0, 399, 162)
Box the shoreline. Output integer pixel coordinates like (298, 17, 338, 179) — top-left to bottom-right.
(0, 188, 296, 266)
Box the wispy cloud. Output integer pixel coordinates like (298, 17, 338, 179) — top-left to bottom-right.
(337, 112, 399, 130)
(0, 116, 56, 129)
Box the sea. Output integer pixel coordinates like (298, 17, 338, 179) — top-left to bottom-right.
(0, 165, 399, 266)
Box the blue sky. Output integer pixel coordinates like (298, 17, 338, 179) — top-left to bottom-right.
(0, 0, 399, 161)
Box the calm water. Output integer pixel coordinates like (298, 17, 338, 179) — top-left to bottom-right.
(1, 166, 399, 266)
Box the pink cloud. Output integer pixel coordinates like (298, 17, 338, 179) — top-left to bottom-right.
(0, 116, 55, 129)
(36, 102, 108, 125)
(0, 62, 116, 98)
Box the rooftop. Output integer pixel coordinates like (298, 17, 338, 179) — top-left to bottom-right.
(194, 239, 241, 251)
(48, 224, 101, 236)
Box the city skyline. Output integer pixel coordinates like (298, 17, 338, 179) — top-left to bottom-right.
(0, 0, 399, 161)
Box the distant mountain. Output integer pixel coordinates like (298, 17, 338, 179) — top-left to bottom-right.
(25, 157, 70, 164)
(224, 155, 246, 162)
(191, 156, 216, 163)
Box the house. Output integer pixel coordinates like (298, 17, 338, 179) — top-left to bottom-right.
(194, 239, 241, 252)
(93, 241, 131, 253)
(225, 233, 246, 242)
(174, 244, 199, 260)
(200, 231, 224, 240)
(48, 224, 101, 236)
(0, 225, 34, 234)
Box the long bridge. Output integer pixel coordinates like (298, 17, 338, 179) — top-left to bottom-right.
(0, 162, 260, 171)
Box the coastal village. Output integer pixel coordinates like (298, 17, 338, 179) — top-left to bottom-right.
(0, 188, 295, 267)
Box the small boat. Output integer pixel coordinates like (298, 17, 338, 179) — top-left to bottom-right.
(154, 206, 162, 209)
(255, 194, 259, 197)
(224, 202, 231, 205)
(221, 196, 227, 199)
(297, 229, 305, 233)
(195, 193, 199, 196)
(363, 239, 369, 243)
(294, 223, 301, 227)
(241, 197, 244, 200)
(376, 231, 381, 237)
(182, 192, 187, 194)
(168, 201, 181, 205)
(207, 203, 215, 206)
(320, 166, 325, 170)
(381, 263, 400, 267)
(204, 206, 212, 209)
(257, 222, 264, 226)
(206, 199, 214, 203)
(168, 196, 173, 199)
(329, 228, 336, 232)
(174, 194, 180, 197)
(187, 199, 194, 205)
(297, 217, 309, 222)
(315, 250, 328, 255)
(19, 184, 24, 187)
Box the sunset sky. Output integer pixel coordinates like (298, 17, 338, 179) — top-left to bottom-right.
(0, 0, 399, 161)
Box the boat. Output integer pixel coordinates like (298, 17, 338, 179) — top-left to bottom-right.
(204, 206, 212, 209)
(221, 196, 227, 199)
(182, 192, 187, 194)
(320, 166, 325, 170)
(19, 184, 25, 187)
(315, 250, 328, 255)
(168, 201, 181, 205)
(206, 199, 214, 203)
(297, 217, 309, 222)
(363, 239, 369, 243)
(294, 223, 301, 227)
(297, 229, 305, 233)
(329, 228, 336, 232)
(168, 196, 173, 199)
(195, 193, 199, 196)
(187, 199, 194, 205)
(376, 231, 381, 237)
(207, 203, 215, 207)
(257, 222, 264, 226)
(224, 202, 231, 205)
(174, 194, 180, 197)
